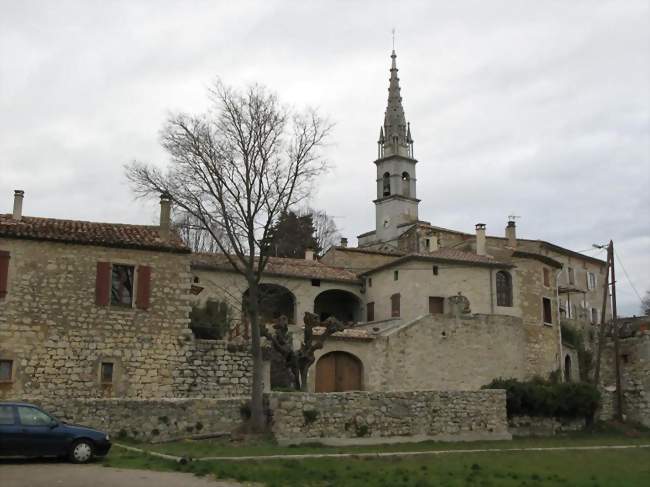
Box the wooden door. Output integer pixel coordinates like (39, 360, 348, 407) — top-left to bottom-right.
(429, 296, 444, 314)
(315, 352, 362, 392)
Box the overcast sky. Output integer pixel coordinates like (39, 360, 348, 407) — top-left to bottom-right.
(1, 0, 648, 314)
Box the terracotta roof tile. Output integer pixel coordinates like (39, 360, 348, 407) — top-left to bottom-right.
(0, 214, 189, 253)
(192, 253, 361, 284)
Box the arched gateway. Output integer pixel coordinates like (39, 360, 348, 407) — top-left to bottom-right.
(315, 351, 363, 392)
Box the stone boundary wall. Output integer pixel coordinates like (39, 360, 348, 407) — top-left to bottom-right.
(24, 397, 248, 442)
(268, 390, 510, 445)
(508, 415, 586, 437)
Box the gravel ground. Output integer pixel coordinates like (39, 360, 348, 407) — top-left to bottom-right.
(0, 461, 246, 487)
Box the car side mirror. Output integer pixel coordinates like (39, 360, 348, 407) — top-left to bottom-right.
(49, 421, 60, 429)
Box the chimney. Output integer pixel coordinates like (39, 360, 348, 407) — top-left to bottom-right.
(506, 219, 517, 248)
(159, 192, 172, 241)
(340, 237, 348, 248)
(475, 223, 486, 256)
(12, 190, 24, 221)
(305, 248, 314, 261)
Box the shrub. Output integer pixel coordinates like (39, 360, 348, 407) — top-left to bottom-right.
(483, 377, 600, 420)
(302, 409, 320, 425)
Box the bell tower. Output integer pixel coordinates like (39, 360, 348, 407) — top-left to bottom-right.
(374, 50, 419, 243)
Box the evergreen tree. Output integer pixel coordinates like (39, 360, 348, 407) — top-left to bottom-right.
(263, 211, 319, 258)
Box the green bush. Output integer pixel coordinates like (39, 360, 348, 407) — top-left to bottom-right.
(483, 378, 600, 420)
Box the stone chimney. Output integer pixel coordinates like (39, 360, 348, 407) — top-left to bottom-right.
(159, 192, 172, 241)
(475, 223, 486, 256)
(305, 248, 314, 261)
(340, 237, 348, 248)
(12, 190, 24, 221)
(506, 219, 517, 248)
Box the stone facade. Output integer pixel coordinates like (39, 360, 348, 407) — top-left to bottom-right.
(0, 237, 252, 401)
(599, 331, 650, 426)
(268, 389, 510, 445)
(309, 313, 559, 392)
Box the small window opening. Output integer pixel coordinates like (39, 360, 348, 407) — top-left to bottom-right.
(311, 279, 321, 287)
(621, 354, 629, 364)
(433, 265, 439, 276)
(101, 362, 114, 384)
(394, 270, 399, 281)
(391, 293, 400, 318)
(382, 172, 391, 196)
(193, 276, 200, 284)
(366, 302, 375, 322)
(368, 277, 372, 288)
(542, 297, 553, 324)
(111, 264, 135, 307)
(425, 238, 430, 251)
(0, 359, 13, 382)
(568, 267, 575, 285)
(543, 268, 550, 287)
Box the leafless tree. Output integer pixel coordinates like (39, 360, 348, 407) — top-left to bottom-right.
(642, 290, 650, 316)
(174, 209, 222, 253)
(261, 312, 345, 391)
(126, 81, 331, 432)
(299, 207, 340, 255)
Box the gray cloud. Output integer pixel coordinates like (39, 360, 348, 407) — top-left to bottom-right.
(1, 0, 648, 314)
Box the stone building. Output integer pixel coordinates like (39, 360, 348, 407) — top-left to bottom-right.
(0, 193, 252, 402)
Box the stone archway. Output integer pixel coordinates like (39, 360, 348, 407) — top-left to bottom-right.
(315, 351, 363, 392)
(314, 289, 361, 323)
(243, 283, 296, 325)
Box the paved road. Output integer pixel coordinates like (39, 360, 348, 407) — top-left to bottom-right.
(0, 461, 245, 487)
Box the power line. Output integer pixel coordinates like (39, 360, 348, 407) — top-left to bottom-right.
(614, 249, 644, 304)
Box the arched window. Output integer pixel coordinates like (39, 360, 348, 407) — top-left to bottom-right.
(401, 172, 410, 197)
(496, 270, 513, 307)
(382, 172, 391, 196)
(564, 355, 572, 382)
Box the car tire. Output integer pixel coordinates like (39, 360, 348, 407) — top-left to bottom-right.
(69, 439, 94, 463)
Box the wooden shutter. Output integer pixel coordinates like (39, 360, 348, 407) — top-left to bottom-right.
(95, 262, 111, 306)
(366, 302, 374, 322)
(429, 296, 444, 314)
(136, 265, 151, 310)
(391, 293, 400, 318)
(0, 251, 10, 299)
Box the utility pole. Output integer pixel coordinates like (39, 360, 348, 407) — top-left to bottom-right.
(593, 248, 610, 386)
(610, 240, 623, 421)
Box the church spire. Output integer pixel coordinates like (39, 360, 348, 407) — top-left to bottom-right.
(380, 50, 413, 158)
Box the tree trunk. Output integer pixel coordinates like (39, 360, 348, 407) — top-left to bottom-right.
(246, 281, 266, 432)
(299, 365, 310, 392)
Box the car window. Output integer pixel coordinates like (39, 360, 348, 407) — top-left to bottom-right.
(17, 406, 54, 426)
(0, 405, 15, 425)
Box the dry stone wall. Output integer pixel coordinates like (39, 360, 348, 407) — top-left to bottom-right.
(268, 390, 510, 445)
(508, 415, 586, 437)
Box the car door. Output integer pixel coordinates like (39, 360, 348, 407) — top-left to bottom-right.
(0, 405, 21, 456)
(16, 406, 67, 457)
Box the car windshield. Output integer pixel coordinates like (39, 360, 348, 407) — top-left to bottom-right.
(17, 406, 55, 426)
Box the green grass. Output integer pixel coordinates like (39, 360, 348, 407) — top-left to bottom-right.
(104, 444, 650, 486)
(116, 430, 650, 459)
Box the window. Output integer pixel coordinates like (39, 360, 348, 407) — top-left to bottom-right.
(368, 277, 372, 288)
(367, 302, 375, 322)
(591, 308, 599, 324)
(429, 296, 444, 314)
(543, 268, 550, 287)
(0, 250, 9, 299)
(391, 293, 400, 318)
(382, 172, 391, 196)
(425, 238, 430, 251)
(587, 272, 597, 290)
(0, 405, 14, 425)
(0, 359, 12, 382)
(496, 271, 513, 307)
(564, 355, 572, 382)
(17, 406, 54, 426)
(311, 279, 321, 287)
(394, 270, 399, 281)
(101, 362, 114, 384)
(111, 265, 135, 306)
(401, 172, 410, 197)
(542, 297, 553, 324)
(567, 267, 575, 285)
(432, 265, 439, 276)
(621, 354, 629, 364)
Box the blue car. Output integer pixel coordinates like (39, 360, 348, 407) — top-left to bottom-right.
(0, 402, 111, 463)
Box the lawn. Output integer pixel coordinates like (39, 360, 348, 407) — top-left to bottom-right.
(103, 432, 650, 486)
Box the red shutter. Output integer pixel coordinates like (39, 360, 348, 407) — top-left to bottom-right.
(95, 262, 111, 306)
(0, 251, 10, 299)
(391, 293, 400, 318)
(136, 266, 151, 310)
